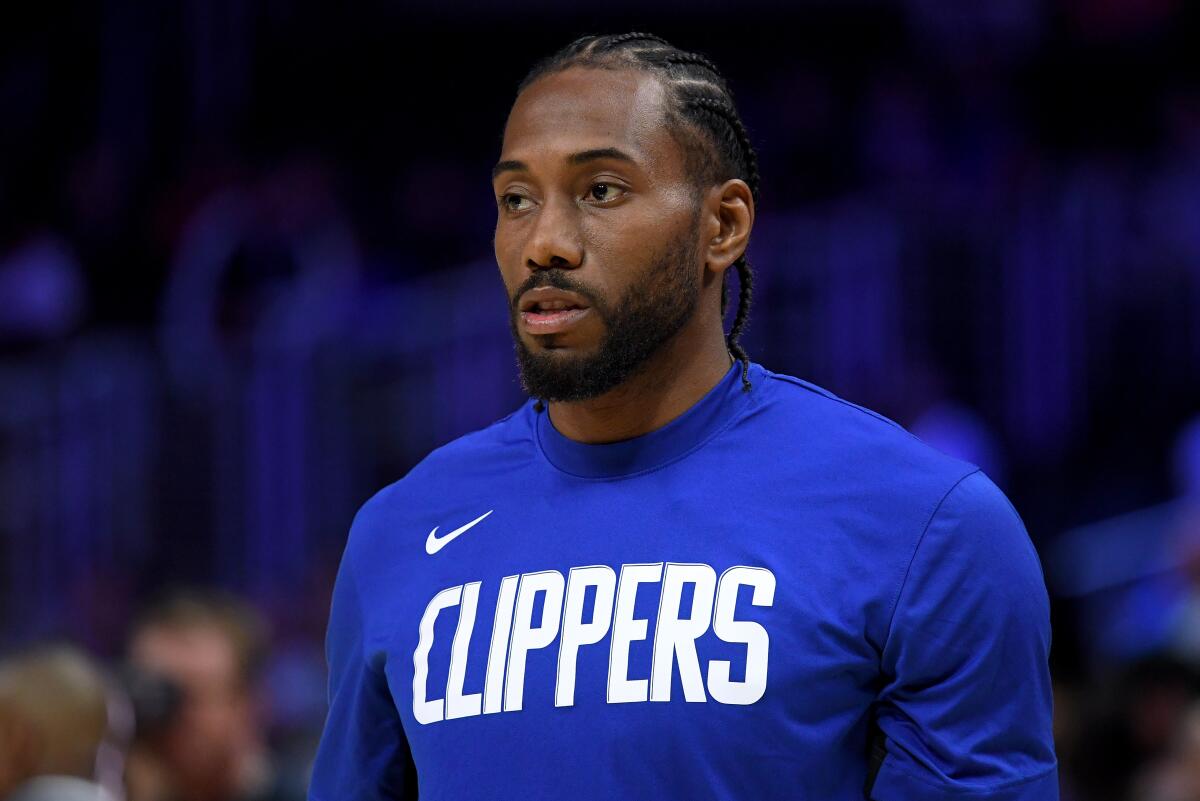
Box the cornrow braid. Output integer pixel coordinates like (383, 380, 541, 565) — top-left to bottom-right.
(661, 51, 724, 79)
(683, 96, 760, 201)
(681, 94, 760, 388)
(594, 32, 672, 52)
(517, 32, 760, 392)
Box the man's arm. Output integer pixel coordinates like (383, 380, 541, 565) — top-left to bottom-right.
(309, 551, 415, 800)
(868, 470, 1059, 801)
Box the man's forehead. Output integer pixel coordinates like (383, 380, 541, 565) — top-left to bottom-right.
(501, 67, 673, 165)
(132, 623, 237, 674)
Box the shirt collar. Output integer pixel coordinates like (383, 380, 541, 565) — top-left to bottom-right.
(534, 360, 761, 479)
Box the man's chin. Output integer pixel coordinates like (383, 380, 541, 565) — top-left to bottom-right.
(523, 339, 599, 360)
(514, 343, 619, 403)
(519, 326, 602, 352)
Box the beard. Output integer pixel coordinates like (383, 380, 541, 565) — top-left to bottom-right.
(508, 216, 702, 403)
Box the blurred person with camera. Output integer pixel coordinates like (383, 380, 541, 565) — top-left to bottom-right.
(125, 591, 303, 801)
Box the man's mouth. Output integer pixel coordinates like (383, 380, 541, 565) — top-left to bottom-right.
(521, 306, 591, 333)
(518, 287, 594, 335)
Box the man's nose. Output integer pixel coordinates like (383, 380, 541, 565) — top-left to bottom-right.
(524, 196, 583, 271)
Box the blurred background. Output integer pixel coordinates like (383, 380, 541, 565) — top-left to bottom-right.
(1, 0, 1198, 799)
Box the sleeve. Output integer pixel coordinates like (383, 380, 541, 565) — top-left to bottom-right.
(868, 470, 1059, 801)
(309, 548, 416, 800)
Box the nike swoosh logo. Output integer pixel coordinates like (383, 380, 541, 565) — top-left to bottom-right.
(426, 510, 494, 555)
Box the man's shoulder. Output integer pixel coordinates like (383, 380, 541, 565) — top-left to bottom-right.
(750, 368, 1034, 614)
(759, 368, 905, 430)
(750, 365, 979, 495)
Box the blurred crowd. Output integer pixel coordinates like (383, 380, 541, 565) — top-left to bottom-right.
(0, 591, 309, 801)
(1, 0, 1199, 799)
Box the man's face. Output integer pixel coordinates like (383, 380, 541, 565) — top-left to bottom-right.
(492, 66, 707, 401)
(130, 624, 253, 792)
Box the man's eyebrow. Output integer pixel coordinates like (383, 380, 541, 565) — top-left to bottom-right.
(492, 160, 527, 180)
(491, 148, 638, 181)
(567, 147, 637, 167)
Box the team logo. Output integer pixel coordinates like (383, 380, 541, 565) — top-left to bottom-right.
(412, 561, 776, 724)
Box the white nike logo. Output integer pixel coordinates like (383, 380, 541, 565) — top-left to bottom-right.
(426, 510, 494, 555)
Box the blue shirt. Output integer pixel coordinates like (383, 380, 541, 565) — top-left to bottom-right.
(310, 362, 1058, 800)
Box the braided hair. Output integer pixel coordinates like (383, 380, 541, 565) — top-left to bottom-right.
(517, 32, 759, 392)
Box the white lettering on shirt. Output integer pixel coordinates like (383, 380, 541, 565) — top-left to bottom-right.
(411, 561, 775, 724)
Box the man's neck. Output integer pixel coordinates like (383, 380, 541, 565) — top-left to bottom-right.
(546, 328, 732, 444)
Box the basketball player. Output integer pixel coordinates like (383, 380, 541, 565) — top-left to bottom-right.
(309, 33, 1058, 800)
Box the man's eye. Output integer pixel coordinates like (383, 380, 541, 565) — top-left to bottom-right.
(587, 183, 624, 203)
(501, 194, 531, 212)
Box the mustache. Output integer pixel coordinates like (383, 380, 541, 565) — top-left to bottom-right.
(510, 270, 603, 313)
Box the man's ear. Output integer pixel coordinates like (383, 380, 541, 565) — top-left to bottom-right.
(703, 178, 754, 277)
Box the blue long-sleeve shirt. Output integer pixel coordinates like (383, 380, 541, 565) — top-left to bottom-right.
(310, 361, 1058, 800)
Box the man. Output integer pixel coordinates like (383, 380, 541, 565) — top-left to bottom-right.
(126, 591, 303, 801)
(310, 32, 1057, 800)
(0, 645, 117, 801)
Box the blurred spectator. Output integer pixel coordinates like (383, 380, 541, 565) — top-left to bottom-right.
(1048, 417, 1200, 666)
(1048, 417, 1200, 799)
(0, 232, 86, 343)
(0, 644, 117, 801)
(125, 591, 303, 801)
(1164, 419, 1200, 663)
(1071, 656, 1200, 801)
(1171, 416, 1200, 502)
(1135, 700, 1200, 801)
(159, 158, 361, 395)
(910, 400, 1008, 487)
